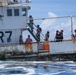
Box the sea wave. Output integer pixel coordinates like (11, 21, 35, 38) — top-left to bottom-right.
(0, 61, 76, 75)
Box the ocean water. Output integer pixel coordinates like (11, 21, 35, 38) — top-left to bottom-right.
(0, 61, 76, 75)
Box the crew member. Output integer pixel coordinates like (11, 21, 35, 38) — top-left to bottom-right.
(19, 35, 23, 44)
(25, 35, 32, 52)
(45, 31, 50, 41)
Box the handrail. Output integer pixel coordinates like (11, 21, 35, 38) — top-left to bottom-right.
(27, 23, 45, 41)
(27, 15, 76, 21)
(33, 23, 45, 41)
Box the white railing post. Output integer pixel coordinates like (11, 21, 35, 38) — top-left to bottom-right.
(71, 16, 73, 36)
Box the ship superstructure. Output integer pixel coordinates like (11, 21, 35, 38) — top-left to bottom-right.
(0, 0, 30, 45)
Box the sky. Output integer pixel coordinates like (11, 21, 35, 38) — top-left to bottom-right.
(29, 0, 76, 17)
(23, 0, 76, 41)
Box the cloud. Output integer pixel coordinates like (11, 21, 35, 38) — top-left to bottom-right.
(72, 18, 76, 30)
(48, 12, 57, 17)
(41, 12, 57, 30)
(62, 18, 76, 39)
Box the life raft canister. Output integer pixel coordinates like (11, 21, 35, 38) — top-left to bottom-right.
(44, 42, 49, 50)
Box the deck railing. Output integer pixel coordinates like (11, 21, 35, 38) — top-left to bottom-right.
(0, 0, 31, 6)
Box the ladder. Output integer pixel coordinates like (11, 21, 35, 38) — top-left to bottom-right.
(27, 23, 45, 42)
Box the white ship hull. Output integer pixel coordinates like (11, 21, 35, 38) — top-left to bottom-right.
(0, 40, 76, 54)
(0, 40, 76, 61)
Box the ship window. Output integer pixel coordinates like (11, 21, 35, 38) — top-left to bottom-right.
(14, 9, 19, 16)
(7, 9, 12, 16)
(22, 8, 26, 16)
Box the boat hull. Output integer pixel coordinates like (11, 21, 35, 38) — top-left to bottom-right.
(0, 40, 76, 61)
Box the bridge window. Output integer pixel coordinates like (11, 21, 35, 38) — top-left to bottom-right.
(22, 8, 26, 16)
(7, 9, 12, 16)
(14, 9, 19, 16)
